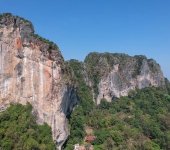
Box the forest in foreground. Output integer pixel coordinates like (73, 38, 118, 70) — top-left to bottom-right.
(0, 103, 56, 150)
(64, 86, 170, 150)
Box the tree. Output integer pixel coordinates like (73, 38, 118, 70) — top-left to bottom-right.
(104, 137, 115, 150)
(109, 130, 123, 146)
(0, 103, 56, 149)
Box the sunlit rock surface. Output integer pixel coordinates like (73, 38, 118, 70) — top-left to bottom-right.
(0, 14, 78, 149)
(84, 53, 165, 104)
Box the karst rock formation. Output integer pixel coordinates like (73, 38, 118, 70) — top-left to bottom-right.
(0, 13, 78, 149)
(0, 13, 165, 149)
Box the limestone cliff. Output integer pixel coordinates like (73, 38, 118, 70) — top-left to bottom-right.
(0, 13, 166, 149)
(0, 13, 78, 149)
(72, 52, 165, 104)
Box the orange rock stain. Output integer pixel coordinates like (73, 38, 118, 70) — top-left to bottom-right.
(16, 37, 22, 49)
(43, 67, 52, 79)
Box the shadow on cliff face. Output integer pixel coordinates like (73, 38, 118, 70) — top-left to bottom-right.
(55, 85, 78, 149)
(14, 61, 23, 77)
(61, 86, 78, 117)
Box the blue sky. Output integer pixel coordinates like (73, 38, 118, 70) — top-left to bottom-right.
(1, 0, 170, 80)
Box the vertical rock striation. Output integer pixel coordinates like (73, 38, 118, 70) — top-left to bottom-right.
(0, 13, 166, 149)
(84, 53, 165, 104)
(0, 13, 78, 149)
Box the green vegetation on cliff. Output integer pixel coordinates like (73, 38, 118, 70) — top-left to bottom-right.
(63, 60, 94, 149)
(0, 103, 56, 150)
(30, 33, 60, 53)
(0, 13, 12, 20)
(84, 52, 161, 98)
(64, 58, 170, 150)
(0, 13, 61, 56)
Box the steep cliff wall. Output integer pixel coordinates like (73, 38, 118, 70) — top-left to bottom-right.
(83, 52, 165, 104)
(0, 13, 166, 149)
(0, 13, 78, 149)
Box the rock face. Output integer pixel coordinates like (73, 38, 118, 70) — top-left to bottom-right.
(0, 13, 166, 149)
(0, 13, 78, 149)
(96, 60, 164, 104)
(83, 53, 165, 104)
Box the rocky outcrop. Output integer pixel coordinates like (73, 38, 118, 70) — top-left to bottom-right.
(96, 59, 164, 104)
(0, 13, 78, 149)
(0, 13, 166, 149)
(83, 53, 165, 104)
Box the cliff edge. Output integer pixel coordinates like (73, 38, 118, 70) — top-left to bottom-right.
(0, 13, 166, 149)
(0, 13, 78, 149)
(69, 52, 165, 104)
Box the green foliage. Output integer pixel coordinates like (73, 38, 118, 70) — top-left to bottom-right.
(0, 103, 56, 150)
(68, 59, 84, 84)
(64, 86, 170, 150)
(93, 144, 104, 150)
(0, 13, 12, 20)
(69, 53, 161, 102)
(31, 33, 59, 53)
(93, 129, 108, 145)
(63, 60, 94, 149)
(109, 130, 123, 146)
(0, 13, 34, 33)
(165, 78, 170, 94)
(0, 13, 59, 54)
(84, 52, 132, 98)
(147, 59, 160, 73)
(132, 56, 160, 77)
(132, 55, 146, 77)
(64, 54, 170, 149)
